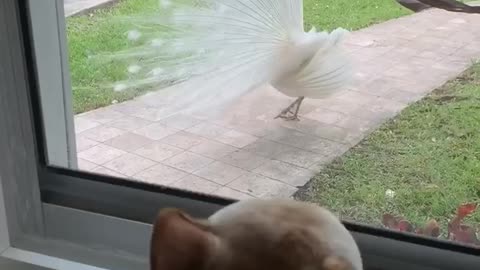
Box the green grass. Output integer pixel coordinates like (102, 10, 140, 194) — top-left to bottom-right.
(67, 0, 163, 113)
(297, 63, 480, 230)
(303, 0, 410, 31)
(67, 0, 411, 113)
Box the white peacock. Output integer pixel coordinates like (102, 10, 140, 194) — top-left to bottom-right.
(96, 0, 352, 121)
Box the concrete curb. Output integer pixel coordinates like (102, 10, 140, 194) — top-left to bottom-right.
(65, 0, 119, 17)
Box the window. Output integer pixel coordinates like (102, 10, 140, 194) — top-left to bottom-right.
(1, 0, 479, 269)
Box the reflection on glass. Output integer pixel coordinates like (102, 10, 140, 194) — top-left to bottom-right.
(39, 0, 480, 246)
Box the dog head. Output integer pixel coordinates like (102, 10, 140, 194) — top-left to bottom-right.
(150, 199, 363, 270)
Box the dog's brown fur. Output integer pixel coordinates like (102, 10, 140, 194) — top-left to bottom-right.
(150, 199, 362, 270)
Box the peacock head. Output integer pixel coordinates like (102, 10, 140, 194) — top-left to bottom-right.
(300, 26, 330, 50)
(303, 26, 349, 53)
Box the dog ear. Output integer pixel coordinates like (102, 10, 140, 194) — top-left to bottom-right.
(150, 208, 216, 270)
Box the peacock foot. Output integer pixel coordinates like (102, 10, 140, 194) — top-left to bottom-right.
(278, 114, 300, 121)
(275, 110, 300, 121)
(274, 96, 305, 121)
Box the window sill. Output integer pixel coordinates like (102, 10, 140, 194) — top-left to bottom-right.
(0, 255, 52, 270)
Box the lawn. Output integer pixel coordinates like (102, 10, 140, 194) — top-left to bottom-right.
(67, 0, 161, 114)
(296, 63, 480, 230)
(66, 0, 411, 113)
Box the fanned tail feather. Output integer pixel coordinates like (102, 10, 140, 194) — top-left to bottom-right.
(90, 0, 350, 117)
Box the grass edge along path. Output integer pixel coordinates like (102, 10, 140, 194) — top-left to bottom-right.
(296, 63, 480, 233)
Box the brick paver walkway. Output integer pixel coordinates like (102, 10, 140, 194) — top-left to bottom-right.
(74, 9, 480, 200)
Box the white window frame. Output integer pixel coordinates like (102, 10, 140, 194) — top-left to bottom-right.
(28, 0, 77, 169)
(1, 0, 479, 269)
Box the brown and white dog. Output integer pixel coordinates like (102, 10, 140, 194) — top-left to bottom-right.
(150, 199, 363, 270)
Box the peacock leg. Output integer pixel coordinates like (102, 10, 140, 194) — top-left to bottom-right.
(275, 97, 301, 119)
(290, 96, 305, 120)
(275, 96, 305, 121)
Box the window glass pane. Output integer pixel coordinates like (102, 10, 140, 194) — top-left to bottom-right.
(33, 0, 480, 246)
